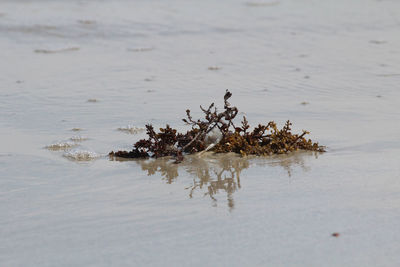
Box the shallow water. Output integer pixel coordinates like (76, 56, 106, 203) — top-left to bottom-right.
(1, 0, 400, 266)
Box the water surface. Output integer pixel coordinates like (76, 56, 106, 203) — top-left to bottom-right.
(1, 0, 400, 266)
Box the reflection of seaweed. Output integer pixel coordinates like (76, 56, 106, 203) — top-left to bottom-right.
(139, 157, 179, 184)
(263, 151, 318, 177)
(118, 151, 321, 209)
(109, 156, 179, 183)
(184, 154, 248, 210)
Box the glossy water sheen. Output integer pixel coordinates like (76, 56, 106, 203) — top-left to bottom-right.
(1, 0, 400, 266)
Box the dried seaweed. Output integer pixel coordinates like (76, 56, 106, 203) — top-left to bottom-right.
(109, 90, 325, 161)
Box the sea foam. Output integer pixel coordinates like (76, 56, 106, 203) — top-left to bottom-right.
(63, 149, 100, 161)
(45, 141, 77, 151)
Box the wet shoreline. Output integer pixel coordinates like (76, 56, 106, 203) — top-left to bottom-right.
(1, 0, 400, 266)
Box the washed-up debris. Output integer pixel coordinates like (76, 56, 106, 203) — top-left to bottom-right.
(110, 90, 324, 162)
(34, 47, 80, 54)
(208, 66, 221, 71)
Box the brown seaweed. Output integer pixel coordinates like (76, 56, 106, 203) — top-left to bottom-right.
(109, 90, 325, 162)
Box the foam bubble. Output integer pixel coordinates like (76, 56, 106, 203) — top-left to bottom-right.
(63, 149, 100, 161)
(70, 135, 88, 142)
(117, 125, 145, 134)
(45, 141, 77, 151)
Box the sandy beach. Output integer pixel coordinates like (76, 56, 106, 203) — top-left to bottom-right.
(1, 0, 400, 266)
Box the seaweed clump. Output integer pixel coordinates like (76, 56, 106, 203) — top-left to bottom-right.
(109, 90, 325, 162)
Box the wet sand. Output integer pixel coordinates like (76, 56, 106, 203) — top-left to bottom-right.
(1, 0, 400, 266)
